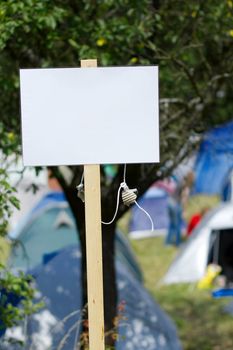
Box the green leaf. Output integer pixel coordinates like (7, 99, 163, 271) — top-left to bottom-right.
(9, 196, 20, 210)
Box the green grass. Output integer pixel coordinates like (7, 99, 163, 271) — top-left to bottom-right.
(131, 237, 233, 350)
(184, 194, 220, 222)
(131, 236, 177, 288)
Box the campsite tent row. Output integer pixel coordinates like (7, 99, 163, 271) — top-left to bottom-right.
(1, 191, 181, 350)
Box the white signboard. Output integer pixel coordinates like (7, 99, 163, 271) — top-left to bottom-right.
(20, 66, 159, 166)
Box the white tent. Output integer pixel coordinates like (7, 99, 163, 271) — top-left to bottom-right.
(162, 202, 233, 284)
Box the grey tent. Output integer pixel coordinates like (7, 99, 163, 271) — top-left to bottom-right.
(163, 202, 233, 284)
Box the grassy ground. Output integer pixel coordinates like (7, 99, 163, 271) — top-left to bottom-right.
(130, 236, 233, 350)
(183, 194, 220, 222)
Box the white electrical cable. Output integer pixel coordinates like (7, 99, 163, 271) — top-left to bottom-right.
(123, 163, 127, 183)
(77, 164, 155, 231)
(134, 200, 154, 231)
(101, 183, 124, 225)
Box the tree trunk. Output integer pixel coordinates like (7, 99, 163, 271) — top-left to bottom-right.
(102, 223, 117, 346)
(61, 185, 117, 348)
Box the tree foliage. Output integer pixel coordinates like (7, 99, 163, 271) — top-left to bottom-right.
(0, 264, 43, 347)
(0, 0, 232, 193)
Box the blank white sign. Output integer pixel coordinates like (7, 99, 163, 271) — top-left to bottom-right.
(20, 66, 159, 166)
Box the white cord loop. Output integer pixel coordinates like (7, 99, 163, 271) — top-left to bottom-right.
(76, 164, 154, 230)
(101, 183, 124, 225)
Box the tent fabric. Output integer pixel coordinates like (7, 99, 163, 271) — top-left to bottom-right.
(193, 121, 233, 195)
(9, 206, 78, 269)
(3, 246, 181, 350)
(212, 288, 233, 298)
(8, 191, 66, 240)
(130, 186, 169, 232)
(9, 192, 142, 282)
(2, 191, 182, 349)
(162, 202, 233, 284)
(222, 169, 233, 202)
(32, 191, 66, 213)
(223, 301, 233, 316)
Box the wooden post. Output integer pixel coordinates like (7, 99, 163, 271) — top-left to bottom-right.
(81, 59, 105, 350)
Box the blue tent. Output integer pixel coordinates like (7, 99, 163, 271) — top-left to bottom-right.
(130, 186, 169, 233)
(1, 192, 182, 350)
(193, 121, 233, 195)
(9, 191, 142, 282)
(2, 246, 181, 350)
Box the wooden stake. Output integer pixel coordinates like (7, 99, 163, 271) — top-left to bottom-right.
(81, 59, 105, 350)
